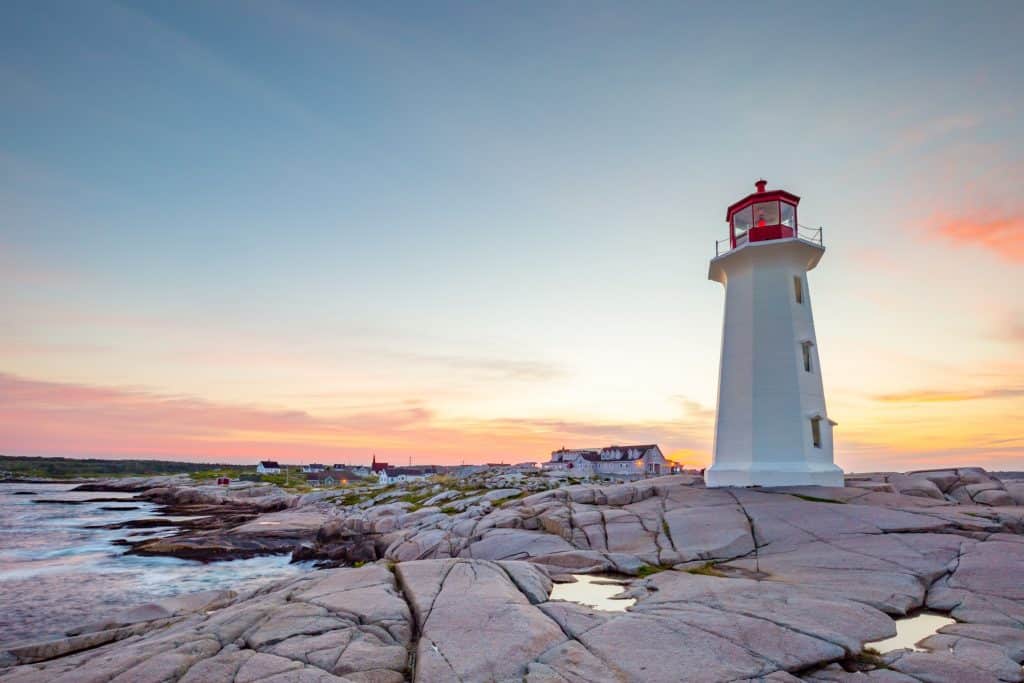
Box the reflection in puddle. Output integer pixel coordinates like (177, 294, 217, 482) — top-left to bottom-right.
(548, 574, 635, 612)
(866, 612, 956, 652)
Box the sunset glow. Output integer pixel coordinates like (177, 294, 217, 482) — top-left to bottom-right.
(2, 2, 1023, 471)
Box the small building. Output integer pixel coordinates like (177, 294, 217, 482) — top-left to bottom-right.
(306, 471, 338, 488)
(370, 455, 389, 473)
(333, 464, 372, 478)
(330, 468, 362, 484)
(543, 445, 668, 480)
(378, 467, 432, 486)
(513, 462, 539, 472)
(543, 449, 600, 473)
(302, 463, 326, 473)
(256, 461, 281, 474)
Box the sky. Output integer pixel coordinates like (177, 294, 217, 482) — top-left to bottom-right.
(2, 1, 1023, 472)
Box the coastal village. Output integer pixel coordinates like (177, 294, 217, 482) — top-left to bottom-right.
(244, 443, 684, 490)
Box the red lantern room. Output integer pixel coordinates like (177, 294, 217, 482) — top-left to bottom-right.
(725, 179, 800, 249)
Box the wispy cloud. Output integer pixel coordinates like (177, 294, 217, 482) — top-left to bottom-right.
(0, 372, 701, 465)
(670, 395, 716, 420)
(933, 215, 1024, 263)
(898, 113, 982, 151)
(873, 387, 1024, 403)
(402, 353, 565, 382)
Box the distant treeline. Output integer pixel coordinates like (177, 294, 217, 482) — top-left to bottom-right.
(0, 455, 240, 479)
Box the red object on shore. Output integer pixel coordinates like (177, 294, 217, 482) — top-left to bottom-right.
(217, 477, 230, 486)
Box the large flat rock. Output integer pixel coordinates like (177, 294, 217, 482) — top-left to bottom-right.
(6, 470, 1024, 682)
(1, 564, 411, 682)
(396, 559, 566, 682)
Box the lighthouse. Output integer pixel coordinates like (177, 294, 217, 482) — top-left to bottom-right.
(705, 180, 844, 488)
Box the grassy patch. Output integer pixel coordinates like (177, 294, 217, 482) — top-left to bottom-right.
(430, 475, 483, 492)
(685, 562, 725, 577)
(0, 455, 240, 480)
(397, 491, 434, 510)
(339, 492, 367, 506)
(791, 493, 845, 504)
(636, 564, 668, 578)
(189, 468, 244, 482)
(851, 648, 888, 668)
(499, 491, 529, 506)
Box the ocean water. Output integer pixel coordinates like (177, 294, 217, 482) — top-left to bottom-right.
(0, 482, 312, 646)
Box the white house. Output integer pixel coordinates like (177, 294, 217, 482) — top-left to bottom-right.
(544, 445, 668, 480)
(301, 463, 326, 473)
(543, 449, 599, 473)
(378, 467, 432, 485)
(334, 464, 372, 478)
(256, 461, 281, 475)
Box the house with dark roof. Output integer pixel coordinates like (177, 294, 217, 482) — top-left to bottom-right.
(333, 464, 372, 477)
(329, 468, 362, 483)
(543, 445, 668, 480)
(256, 461, 281, 474)
(378, 466, 432, 485)
(306, 471, 338, 488)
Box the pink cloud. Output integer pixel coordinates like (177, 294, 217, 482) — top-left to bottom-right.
(0, 372, 711, 466)
(933, 214, 1024, 263)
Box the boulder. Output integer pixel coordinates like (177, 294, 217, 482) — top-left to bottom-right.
(1004, 482, 1024, 506)
(888, 650, 1022, 683)
(462, 528, 575, 561)
(481, 488, 522, 503)
(886, 475, 944, 500)
(973, 489, 1015, 506)
(396, 559, 567, 682)
(663, 504, 754, 562)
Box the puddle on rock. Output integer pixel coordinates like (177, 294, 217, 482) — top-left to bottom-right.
(866, 612, 956, 652)
(548, 574, 635, 612)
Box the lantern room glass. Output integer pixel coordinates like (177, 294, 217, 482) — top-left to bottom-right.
(780, 201, 796, 228)
(733, 206, 753, 234)
(752, 201, 779, 227)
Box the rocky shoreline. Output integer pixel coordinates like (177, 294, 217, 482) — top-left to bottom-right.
(2, 467, 1024, 681)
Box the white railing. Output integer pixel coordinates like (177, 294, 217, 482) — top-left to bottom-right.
(714, 224, 823, 256)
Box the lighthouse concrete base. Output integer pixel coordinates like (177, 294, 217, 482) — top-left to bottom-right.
(705, 463, 844, 488)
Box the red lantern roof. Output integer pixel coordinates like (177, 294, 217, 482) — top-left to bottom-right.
(719, 179, 804, 252)
(725, 179, 800, 223)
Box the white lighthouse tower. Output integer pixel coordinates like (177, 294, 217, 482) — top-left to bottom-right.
(705, 180, 844, 488)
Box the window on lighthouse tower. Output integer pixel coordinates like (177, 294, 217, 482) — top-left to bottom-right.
(793, 276, 804, 304)
(802, 341, 814, 372)
(810, 417, 823, 449)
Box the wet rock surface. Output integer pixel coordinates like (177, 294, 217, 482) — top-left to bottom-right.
(2, 468, 1022, 681)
